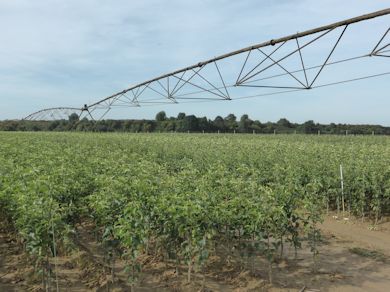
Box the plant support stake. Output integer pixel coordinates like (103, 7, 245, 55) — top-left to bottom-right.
(340, 164, 345, 216)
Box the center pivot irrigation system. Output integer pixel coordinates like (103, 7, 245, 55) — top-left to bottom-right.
(24, 9, 390, 121)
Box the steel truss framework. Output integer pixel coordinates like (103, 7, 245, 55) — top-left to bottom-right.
(23, 107, 83, 121)
(24, 9, 390, 121)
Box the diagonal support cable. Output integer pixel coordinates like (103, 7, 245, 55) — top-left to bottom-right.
(165, 76, 178, 103)
(171, 74, 228, 99)
(121, 92, 141, 106)
(134, 85, 141, 99)
(296, 37, 309, 88)
(376, 43, 390, 53)
(156, 79, 169, 96)
(172, 54, 370, 99)
(370, 27, 389, 55)
(309, 25, 348, 88)
(98, 107, 111, 120)
(170, 70, 187, 97)
(129, 90, 141, 106)
(214, 61, 231, 99)
(145, 82, 169, 99)
(170, 65, 205, 97)
(86, 109, 95, 121)
(246, 54, 369, 84)
(167, 76, 170, 97)
(235, 49, 252, 85)
(135, 83, 150, 99)
(237, 84, 306, 90)
(237, 42, 286, 85)
(191, 67, 229, 99)
(257, 48, 308, 88)
(239, 28, 335, 84)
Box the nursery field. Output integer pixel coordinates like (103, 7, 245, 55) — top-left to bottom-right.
(0, 132, 389, 291)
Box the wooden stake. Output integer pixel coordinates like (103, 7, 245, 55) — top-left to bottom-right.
(340, 164, 345, 216)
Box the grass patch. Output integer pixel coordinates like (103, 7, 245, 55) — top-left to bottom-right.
(349, 247, 387, 262)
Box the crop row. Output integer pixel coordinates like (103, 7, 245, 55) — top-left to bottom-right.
(0, 132, 389, 287)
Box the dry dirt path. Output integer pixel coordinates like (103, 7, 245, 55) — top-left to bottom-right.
(316, 216, 390, 292)
(320, 216, 390, 255)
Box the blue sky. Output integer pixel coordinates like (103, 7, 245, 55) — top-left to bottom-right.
(0, 0, 389, 124)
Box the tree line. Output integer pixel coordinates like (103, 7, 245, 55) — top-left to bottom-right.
(1, 111, 389, 135)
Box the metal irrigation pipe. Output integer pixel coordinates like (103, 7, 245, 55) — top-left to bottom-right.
(87, 8, 390, 108)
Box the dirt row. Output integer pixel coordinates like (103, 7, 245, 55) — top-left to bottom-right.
(1, 216, 389, 291)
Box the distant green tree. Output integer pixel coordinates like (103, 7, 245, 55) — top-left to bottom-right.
(131, 121, 143, 132)
(301, 120, 318, 134)
(177, 112, 186, 120)
(277, 118, 291, 128)
(251, 120, 263, 133)
(198, 117, 211, 132)
(156, 111, 167, 122)
(1, 111, 390, 135)
(165, 120, 175, 131)
(224, 114, 237, 131)
(143, 121, 153, 132)
(262, 122, 276, 134)
(3, 121, 18, 131)
(48, 120, 60, 131)
(182, 115, 199, 132)
(68, 113, 79, 124)
(213, 116, 225, 131)
(239, 114, 253, 133)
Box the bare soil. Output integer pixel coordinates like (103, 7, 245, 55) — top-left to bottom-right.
(1, 216, 389, 291)
(321, 215, 390, 254)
